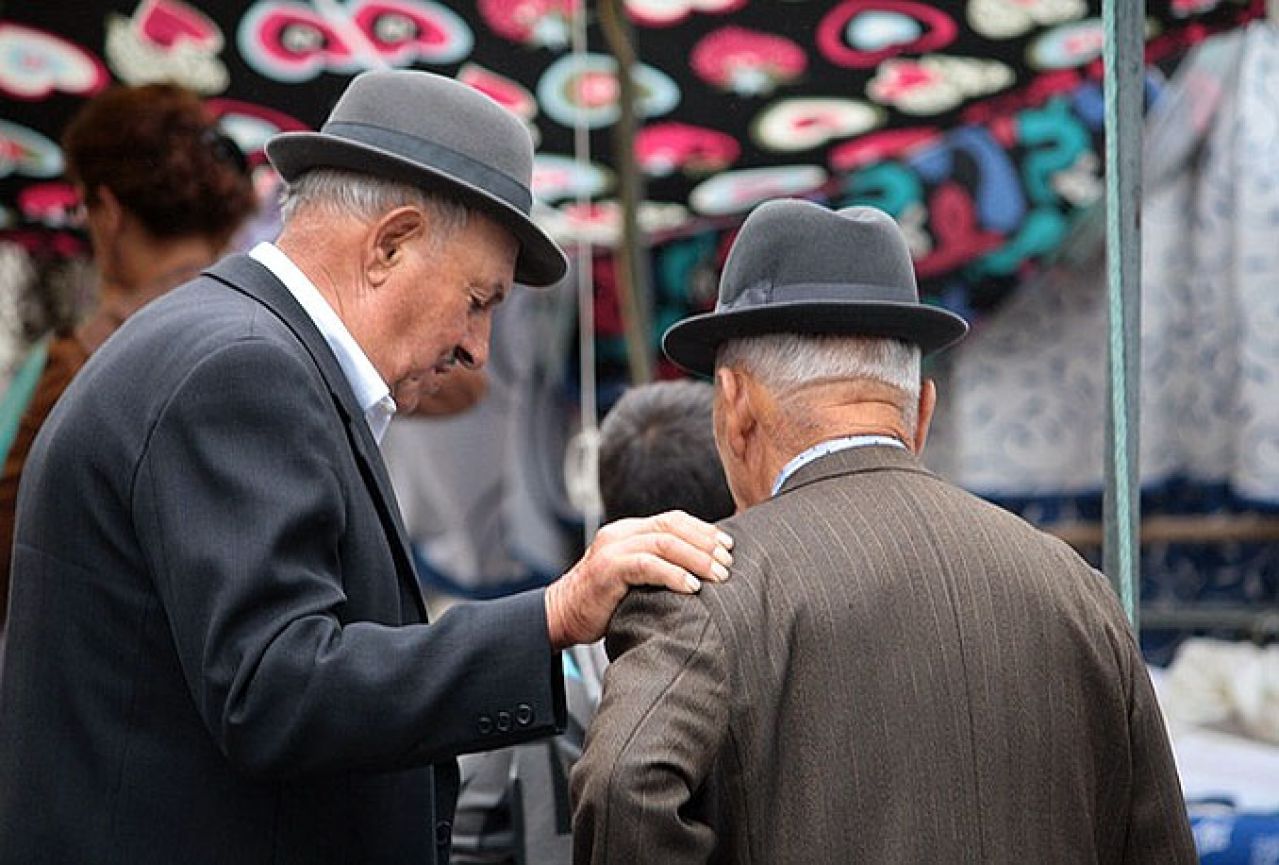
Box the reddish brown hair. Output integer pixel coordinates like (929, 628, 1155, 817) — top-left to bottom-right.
(62, 84, 256, 245)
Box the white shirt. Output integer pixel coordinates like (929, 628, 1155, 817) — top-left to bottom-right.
(771, 435, 906, 497)
(249, 242, 398, 444)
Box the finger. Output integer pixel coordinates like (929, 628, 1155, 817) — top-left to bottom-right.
(598, 510, 734, 554)
(649, 509, 735, 554)
(612, 531, 731, 584)
(629, 552, 703, 594)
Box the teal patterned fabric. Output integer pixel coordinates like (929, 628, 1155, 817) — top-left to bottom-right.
(0, 337, 48, 469)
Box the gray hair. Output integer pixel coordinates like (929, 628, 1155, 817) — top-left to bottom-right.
(717, 333, 922, 437)
(279, 169, 470, 242)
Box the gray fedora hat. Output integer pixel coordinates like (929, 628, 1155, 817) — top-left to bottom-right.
(662, 199, 968, 375)
(266, 69, 567, 287)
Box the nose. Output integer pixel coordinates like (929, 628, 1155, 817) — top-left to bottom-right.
(455, 312, 492, 370)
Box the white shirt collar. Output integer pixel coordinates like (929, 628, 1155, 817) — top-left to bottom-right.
(248, 242, 397, 444)
(771, 435, 906, 497)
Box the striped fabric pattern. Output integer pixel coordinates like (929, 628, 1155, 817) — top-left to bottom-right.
(572, 445, 1196, 864)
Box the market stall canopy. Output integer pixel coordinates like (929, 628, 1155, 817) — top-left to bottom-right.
(0, 0, 1263, 315)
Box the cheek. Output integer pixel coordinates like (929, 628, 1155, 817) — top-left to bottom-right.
(402, 303, 453, 351)
(427, 292, 467, 331)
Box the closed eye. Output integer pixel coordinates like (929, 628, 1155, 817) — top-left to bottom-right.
(470, 286, 508, 313)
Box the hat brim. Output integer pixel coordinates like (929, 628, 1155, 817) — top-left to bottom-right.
(267, 131, 567, 287)
(662, 300, 969, 377)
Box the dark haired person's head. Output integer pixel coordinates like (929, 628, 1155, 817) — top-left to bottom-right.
(62, 83, 256, 300)
(598, 380, 735, 523)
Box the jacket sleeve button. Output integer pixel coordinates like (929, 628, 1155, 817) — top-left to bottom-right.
(435, 819, 452, 847)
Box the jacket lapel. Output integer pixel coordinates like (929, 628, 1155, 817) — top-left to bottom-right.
(204, 254, 428, 621)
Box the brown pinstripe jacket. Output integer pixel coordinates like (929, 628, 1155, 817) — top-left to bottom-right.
(572, 446, 1195, 864)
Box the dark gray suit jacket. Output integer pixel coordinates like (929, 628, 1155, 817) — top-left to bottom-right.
(573, 446, 1195, 864)
(0, 255, 565, 865)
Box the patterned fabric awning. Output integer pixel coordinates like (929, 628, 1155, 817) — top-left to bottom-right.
(0, 0, 1263, 313)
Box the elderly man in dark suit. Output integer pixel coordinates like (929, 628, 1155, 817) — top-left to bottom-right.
(0, 70, 731, 865)
(571, 199, 1196, 864)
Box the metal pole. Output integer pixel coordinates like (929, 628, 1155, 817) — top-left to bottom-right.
(1102, 0, 1144, 628)
(598, 0, 655, 384)
(572, 0, 603, 542)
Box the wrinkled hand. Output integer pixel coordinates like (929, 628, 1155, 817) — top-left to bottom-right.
(544, 510, 734, 648)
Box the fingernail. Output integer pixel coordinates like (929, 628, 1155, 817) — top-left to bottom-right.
(685, 573, 702, 593)
(717, 532, 734, 550)
(713, 546, 733, 567)
(711, 561, 729, 581)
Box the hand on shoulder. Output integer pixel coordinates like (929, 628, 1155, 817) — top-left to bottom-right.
(544, 511, 734, 648)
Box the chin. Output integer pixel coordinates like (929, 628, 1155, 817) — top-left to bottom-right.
(391, 383, 424, 413)
(392, 394, 419, 414)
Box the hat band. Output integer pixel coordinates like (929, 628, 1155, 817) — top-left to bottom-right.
(720, 281, 918, 311)
(323, 120, 534, 214)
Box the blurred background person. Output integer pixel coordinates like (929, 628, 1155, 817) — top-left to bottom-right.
(0, 83, 256, 639)
(450, 378, 734, 864)
(596, 380, 738, 526)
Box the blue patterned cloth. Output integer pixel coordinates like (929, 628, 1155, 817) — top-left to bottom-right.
(1191, 810, 1279, 864)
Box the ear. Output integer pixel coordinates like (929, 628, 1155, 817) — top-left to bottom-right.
(94, 186, 124, 235)
(913, 378, 937, 454)
(715, 365, 755, 462)
(367, 206, 425, 287)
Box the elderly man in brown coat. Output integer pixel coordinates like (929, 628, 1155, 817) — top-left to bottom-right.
(571, 199, 1196, 864)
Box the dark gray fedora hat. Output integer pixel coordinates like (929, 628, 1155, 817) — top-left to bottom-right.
(663, 199, 968, 375)
(266, 69, 567, 287)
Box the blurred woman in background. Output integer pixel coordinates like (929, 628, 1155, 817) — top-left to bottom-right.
(0, 83, 257, 635)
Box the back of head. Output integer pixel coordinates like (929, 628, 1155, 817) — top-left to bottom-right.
(662, 200, 965, 378)
(660, 201, 966, 486)
(62, 84, 256, 246)
(718, 333, 923, 441)
(598, 380, 735, 523)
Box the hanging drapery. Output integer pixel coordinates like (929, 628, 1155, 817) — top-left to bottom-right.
(0, 0, 1262, 324)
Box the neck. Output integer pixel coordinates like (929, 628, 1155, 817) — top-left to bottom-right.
(82, 229, 222, 352)
(782, 381, 912, 451)
(275, 220, 387, 380)
(754, 386, 911, 500)
(98, 231, 221, 313)
(791, 418, 907, 454)
(275, 221, 366, 330)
